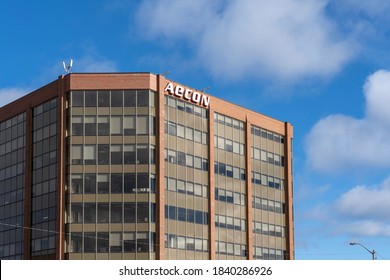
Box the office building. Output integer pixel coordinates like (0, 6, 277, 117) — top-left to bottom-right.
(0, 73, 294, 260)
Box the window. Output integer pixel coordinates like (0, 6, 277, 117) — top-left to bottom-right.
(71, 145, 82, 165)
(85, 91, 97, 107)
(72, 116, 83, 136)
(84, 145, 96, 164)
(123, 116, 136, 135)
(71, 91, 84, 107)
(137, 145, 149, 164)
(98, 91, 109, 107)
(124, 90, 136, 107)
(97, 232, 109, 253)
(98, 145, 109, 165)
(98, 203, 109, 223)
(110, 232, 122, 252)
(84, 174, 96, 194)
(111, 145, 123, 164)
(97, 174, 109, 193)
(124, 203, 136, 223)
(110, 116, 122, 135)
(137, 90, 149, 107)
(97, 116, 109, 136)
(124, 145, 136, 164)
(137, 116, 148, 135)
(111, 203, 122, 223)
(84, 232, 96, 252)
(111, 90, 123, 107)
(111, 174, 123, 193)
(71, 174, 83, 193)
(84, 203, 96, 223)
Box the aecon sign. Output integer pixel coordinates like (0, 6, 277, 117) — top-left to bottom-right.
(164, 82, 210, 108)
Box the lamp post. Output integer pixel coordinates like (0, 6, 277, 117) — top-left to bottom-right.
(349, 242, 376, 260)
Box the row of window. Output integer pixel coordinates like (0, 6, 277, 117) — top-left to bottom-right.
(31, 206, 56, 225)
(0, 135, 25, 157)
(253, 246, 285, 260)
(251, 126, 285, 144)
(33, 109, 57, 133)
(69, 202, 155, 224)
(0, 163, 24, 182)
(251, 171, 284, 190)
(31, 236, 56, 255)
(165, 149, 209, 171)
(0, 123, 25, 145)
(0, 242, 23, 259)
(0, 113, 25, 131)
(252, 196, 285, 214)
(68, 231, 155, 253)
(165, 95, 208, 118)
(0, 175, 24, 194)
(165, 234, 209, 252)
(33, 122, 57, 143)
(252, 221, 286, 238)
(165, 120, 208, 144)
(0, 227, 23, 246)
(0, 190, 24, 207)
(215, 188, 246, 206)
(215, 214, 246, 231)
(71, 115, 155, 136)
(214, 162, 246, 180)
(165, 177, 208, 198)
(214, 113, 245, 131)
(33, 151, 56, 170)
(32, 178, 57, 198)
(71, 144, 156, 165)
(70, 90, 155, 108)
(32, 164, 57, 185)
(0, 216, 23, 232)
(215, 241, 247, 257)
(165, 205, 209, 225)
(251, 147, 284, 167)
(33, 98, 57, 116)
(71, 144, 155, 166)
(70, 173, 155, 194)
(0, 113, 26, 260)
(214, 136, 245, 155)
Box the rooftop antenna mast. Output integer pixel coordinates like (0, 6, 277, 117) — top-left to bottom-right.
(62, 59, 73, 74)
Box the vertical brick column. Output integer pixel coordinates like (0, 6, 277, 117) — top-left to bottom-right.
(157, 75, 166, 259)
(208, 109, 216, 260)
(23, 107, 32, 259)
(56, 75, 66, 260)
(245, 118, 253, 260)
(284, 122, 294, 260)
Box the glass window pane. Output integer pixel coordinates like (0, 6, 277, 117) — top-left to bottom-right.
(98, 91, 110, 107)
(85, 91, 97, 107)
(137, 116, 148, 135)
(111, 90, 123, 107)
(72, 91, 84, 107)
(110, 116, 122, 135)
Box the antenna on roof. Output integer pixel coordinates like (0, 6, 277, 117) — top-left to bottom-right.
(62, 59, 73, 74)
(160, 70, 170, 76)
(199, 86, 210, 92)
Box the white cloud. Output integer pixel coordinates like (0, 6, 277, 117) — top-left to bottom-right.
(305, 70, 390, 172)
(335, 220, 390, 237)
(0, 87, 29, 107)
(335, 176, 390, 220)
(73, 55, 118, 73)
(136, 0, 354, 81)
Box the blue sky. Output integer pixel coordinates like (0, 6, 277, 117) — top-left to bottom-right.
(1, 0, 390, 260)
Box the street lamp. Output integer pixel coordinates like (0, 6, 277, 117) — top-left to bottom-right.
(349, 242, 376, 260)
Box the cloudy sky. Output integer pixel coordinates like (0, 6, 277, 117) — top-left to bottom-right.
(1, 0, 390, 260)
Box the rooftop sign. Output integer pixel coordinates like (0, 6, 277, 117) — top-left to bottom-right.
(164, 82, 210, 108)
